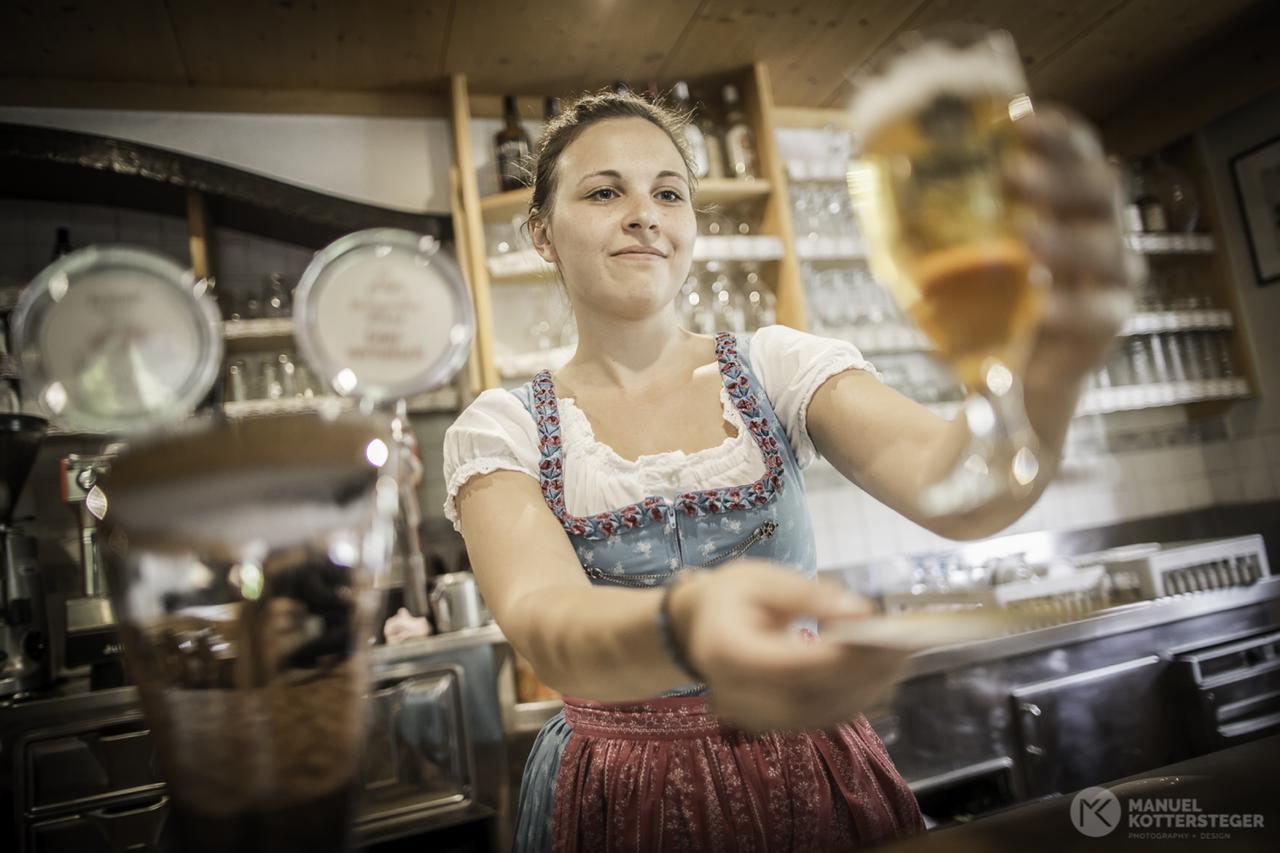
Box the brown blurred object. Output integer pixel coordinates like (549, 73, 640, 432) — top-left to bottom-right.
(514, 652, 560, 703)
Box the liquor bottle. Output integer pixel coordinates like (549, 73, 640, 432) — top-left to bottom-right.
(671, 81, 710, 179)
(1134, 159, 1168, 233)
(51, 226, 73, 260)
(695, 93, 726, 180)
(1113, 157, 1144, 234)
(494, 95, 532, 192)
(543, 96, 561, 122)
(722, 85, 758, 180)
(1147, 153, 1200, 233)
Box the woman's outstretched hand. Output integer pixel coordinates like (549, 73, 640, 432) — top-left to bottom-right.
(1006, 106, 1145, 383)
(669, 559, 912, 732)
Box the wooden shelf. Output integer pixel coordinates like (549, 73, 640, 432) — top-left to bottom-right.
(824, 311, 1234, 357)
(224, 396, 352, 419)
(1077, 378, 1250, 416)
(222, 317, 294, 351)
(223, 387, 460, 418)
(696, 177, 772, 206)
(479, 187, 532, 224)
(1125, 233, 1215, 254)
(924, 378, 1251, 421)
(458, 65, 808, 388)
(796, 235, 866, 261)
(1120, 309, 1233, 335)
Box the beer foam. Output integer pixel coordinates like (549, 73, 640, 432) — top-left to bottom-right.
(848, 36, 1028, 141)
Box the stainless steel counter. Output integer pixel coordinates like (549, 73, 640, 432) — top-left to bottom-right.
(884, 733, 1280, 851)
(0, 624, 512, 853)
(906, 575, 1280, 677)
(877, 576, 1280, 823)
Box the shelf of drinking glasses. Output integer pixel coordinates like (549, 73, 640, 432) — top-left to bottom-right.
(478, 179, 771, 225)
(921, 378, 1251, 423)
(1124, 233, 1215, 254)
(1119, 309, 1233, 335)
(785, 160, 849, 183)
(224, 396, 351, 419)
(692, 235, 785, 261)
(845, 325, 931, 355)
(824, 310, 1233, 357)
(1077, 378, 1250, 416)
(795, 235, 867, 261)
(222, 317, 295, 351)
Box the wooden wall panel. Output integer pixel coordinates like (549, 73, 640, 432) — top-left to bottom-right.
(658, 1, 924, 108)
(1030, 0, 1261, 119)
(0, 1, 187, 84)
(1100, 7, 1280, 155)
(165, 0, 451, 90)
(0, 0, 1271, 118)
(443, 0, 698, 96)
(821, 0, 1125, 110)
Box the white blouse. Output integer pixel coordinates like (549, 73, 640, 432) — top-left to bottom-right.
(441, 325, 881, 532)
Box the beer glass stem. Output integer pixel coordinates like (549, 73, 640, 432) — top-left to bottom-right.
(920, 362, 1040, 517)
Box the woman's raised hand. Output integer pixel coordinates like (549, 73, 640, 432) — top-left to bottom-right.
(669, 559, 912, 732)
(1007, 106, 1145, 382)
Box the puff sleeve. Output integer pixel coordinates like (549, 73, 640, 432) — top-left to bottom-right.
(747, 324, 883, 470)
(441, 389, 542, 533)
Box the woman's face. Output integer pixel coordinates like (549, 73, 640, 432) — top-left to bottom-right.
(533, 117, 696, 321)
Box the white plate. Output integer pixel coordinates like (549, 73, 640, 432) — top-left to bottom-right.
(821, 609, 1037, 651)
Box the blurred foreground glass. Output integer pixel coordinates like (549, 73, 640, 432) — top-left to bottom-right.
(99, 414, 395, 853)
(847, 28, 1045, 515)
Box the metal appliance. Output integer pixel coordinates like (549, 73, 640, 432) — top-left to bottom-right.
(428, 572, 490, 633)
(59, 449, 125, 689)
(0, 413, 51, 698)
(1089, 535, 1270, 601)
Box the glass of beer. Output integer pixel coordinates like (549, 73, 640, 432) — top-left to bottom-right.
(847, 28, 1045, 516)
(98, 414, 396, 853)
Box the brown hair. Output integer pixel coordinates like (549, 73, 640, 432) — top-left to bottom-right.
(525, 89, 697, 231)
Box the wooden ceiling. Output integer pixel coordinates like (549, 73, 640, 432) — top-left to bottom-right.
(0, 0, 1276, 124)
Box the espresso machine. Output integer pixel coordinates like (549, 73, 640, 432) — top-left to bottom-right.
(60, 448, 126, 688)
(0, 413, 52, 698)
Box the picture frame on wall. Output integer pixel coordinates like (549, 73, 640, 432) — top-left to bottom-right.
(1231, 134, 1280, 286)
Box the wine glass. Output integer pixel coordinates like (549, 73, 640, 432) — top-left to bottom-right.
(847, 28, 1047, 516)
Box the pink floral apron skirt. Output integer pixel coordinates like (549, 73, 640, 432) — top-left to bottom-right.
(513, 695, 924, 852)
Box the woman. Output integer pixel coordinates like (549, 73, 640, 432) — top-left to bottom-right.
(444, 90, 1135, 851)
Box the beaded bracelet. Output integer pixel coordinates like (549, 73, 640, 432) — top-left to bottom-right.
(656, 572, 706, 684)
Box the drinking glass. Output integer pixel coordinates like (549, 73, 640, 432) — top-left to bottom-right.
(847, 28, 1046, 515)
(99, 414, 396, 853)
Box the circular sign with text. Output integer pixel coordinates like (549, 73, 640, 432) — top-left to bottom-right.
(10, 246, 223, 434)
(293, 229, 475, 403)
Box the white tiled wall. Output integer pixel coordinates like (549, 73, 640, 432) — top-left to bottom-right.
(210, 225, 315, 301)
(0, 199, 191, 286)
(0, 199, 318, 318)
